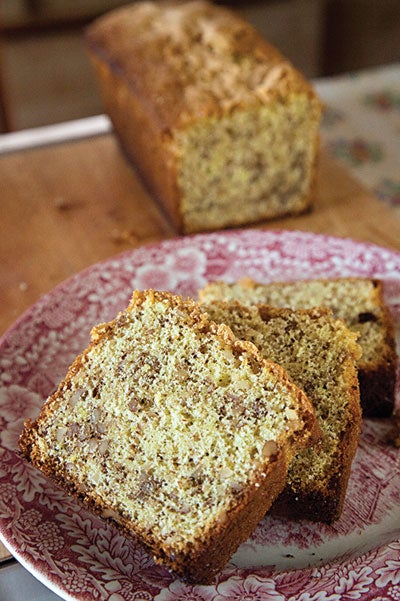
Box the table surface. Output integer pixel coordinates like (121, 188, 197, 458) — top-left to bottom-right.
(2, 132, 400, 337)
(1, 129, 400, 565)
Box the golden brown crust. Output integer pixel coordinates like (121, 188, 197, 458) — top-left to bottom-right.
(85, 0, 319, 131)
(88, 54, 184, 230)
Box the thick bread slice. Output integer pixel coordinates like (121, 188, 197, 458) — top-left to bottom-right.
(19, 290, 317, 583)
(199, 277, 397, 417)
(202, 301, 362, 522)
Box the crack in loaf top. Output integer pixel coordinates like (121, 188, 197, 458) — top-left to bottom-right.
(86, 0, 318, 130)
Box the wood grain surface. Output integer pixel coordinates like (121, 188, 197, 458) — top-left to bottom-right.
(1, 134, 399, 339)
(1, 133, 400, 561)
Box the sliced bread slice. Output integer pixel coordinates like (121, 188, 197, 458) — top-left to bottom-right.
(19, 290, 318, 583)
(199, 277, 397, 417)
(202, 301, 362, 522)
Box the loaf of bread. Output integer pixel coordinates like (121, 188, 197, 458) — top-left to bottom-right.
(199, 277, 397, 417)
(19, 290, 318, 583)
(201, 301, 362, 522)
(85, 1, 322, 233)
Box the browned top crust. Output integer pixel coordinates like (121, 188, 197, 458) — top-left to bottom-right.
(85, 0, 321, 131)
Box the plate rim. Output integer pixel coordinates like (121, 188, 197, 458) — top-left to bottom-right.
(2, 228, 400, 345)
(1, 228, 399, 601)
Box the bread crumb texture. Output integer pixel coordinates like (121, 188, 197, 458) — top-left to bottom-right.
(202, 302, 362, 500)
(20, 290, 313, 557)
(177, 97, 317, 231)
(199, 277, 393, 367)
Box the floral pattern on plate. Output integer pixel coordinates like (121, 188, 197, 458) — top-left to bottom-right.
(0, 229, 399, 601)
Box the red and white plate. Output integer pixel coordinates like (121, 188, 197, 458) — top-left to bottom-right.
(0, 229, 399, 601)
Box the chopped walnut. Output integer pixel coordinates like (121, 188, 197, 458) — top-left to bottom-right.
(262, 440, 278, 458)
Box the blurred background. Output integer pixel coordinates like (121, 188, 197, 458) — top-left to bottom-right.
(0, 0, 399, 133)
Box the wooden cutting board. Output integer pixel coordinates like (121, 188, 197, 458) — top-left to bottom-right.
(1, 133, 399, 340)
(0, 133, 400, 562)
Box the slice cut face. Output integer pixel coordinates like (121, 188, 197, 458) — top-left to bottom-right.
(202, 300, 362, 523)
(19, 290, 317, 583)
(199, 277, 397, 417)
